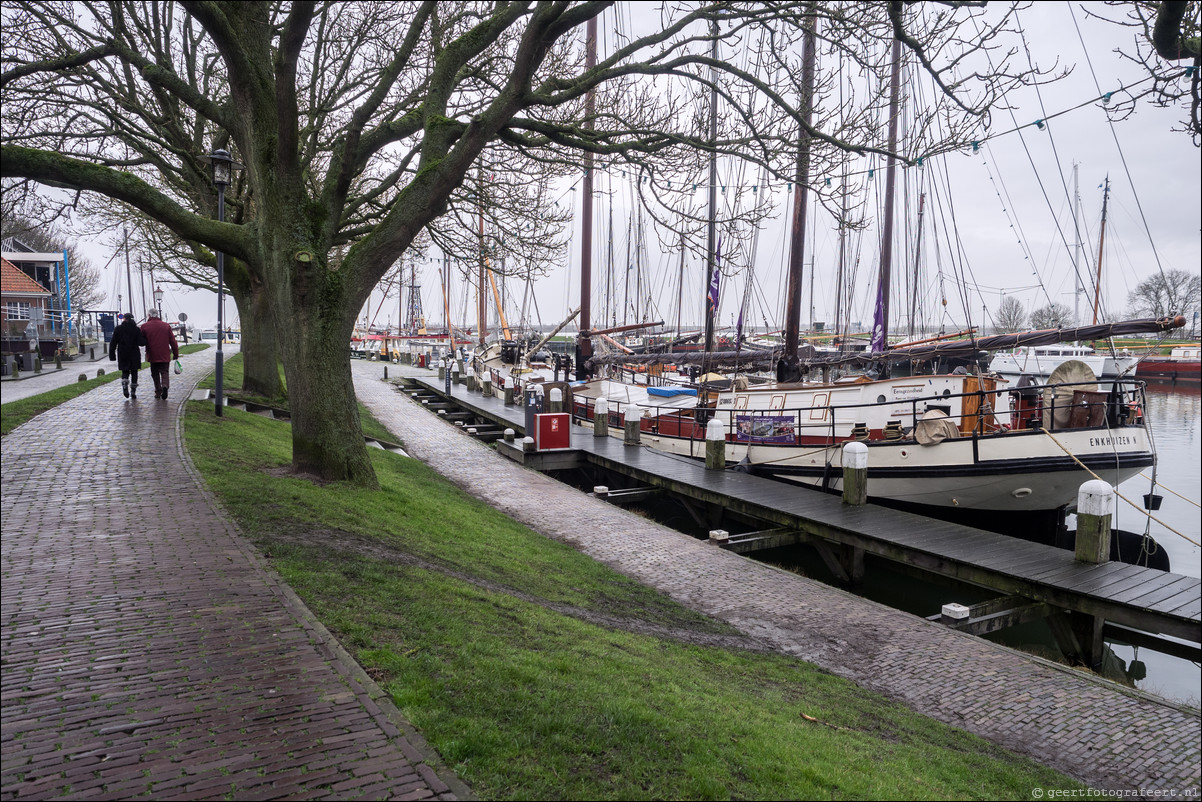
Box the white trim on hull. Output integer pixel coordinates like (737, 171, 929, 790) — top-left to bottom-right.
(636, 425, 1151, 512)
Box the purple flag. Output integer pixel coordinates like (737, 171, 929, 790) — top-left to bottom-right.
(870, 281, 886, 352)
(707, 237, 722, 315)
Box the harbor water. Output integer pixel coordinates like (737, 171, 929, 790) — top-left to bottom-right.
(1106, 382, 1200, 706)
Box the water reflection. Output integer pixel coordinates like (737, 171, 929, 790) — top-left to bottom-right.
(1106, 382, 1200, 706)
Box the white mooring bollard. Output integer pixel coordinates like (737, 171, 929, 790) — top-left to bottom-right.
(842, 441, 869, 505)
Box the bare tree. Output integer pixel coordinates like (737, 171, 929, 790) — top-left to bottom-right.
(1127, 268, 1201, 337)
(1089, 1, 1202, 144)
(1, 2, 1053, 485)
(1029, 302, 1076, 329)
(994, 295, 1027, 333)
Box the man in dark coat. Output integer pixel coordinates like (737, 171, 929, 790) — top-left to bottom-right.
(141, 308, 180, 400)
(108, 313, 142, 399)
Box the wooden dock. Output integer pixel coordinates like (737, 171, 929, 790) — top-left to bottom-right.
(400, 373, 1201, 662)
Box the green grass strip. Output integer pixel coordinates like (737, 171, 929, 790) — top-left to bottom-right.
(182, 399, 1081, 800)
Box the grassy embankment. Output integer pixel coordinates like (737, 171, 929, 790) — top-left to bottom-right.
(0, 343, 208, 436)
(177, 356, 1081, 800)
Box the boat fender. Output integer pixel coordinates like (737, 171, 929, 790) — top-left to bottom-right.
(732, 456, 753, 474)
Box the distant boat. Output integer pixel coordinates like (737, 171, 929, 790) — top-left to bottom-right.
(988, 344, 1137, 379)
(1135, 345, 1201, 382)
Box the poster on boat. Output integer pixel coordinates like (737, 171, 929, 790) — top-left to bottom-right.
(735, 414, 797, 444)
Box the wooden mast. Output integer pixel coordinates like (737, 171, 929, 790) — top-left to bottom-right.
(870, 35, 902, 361)
(576, 14, 597, 379)
(704, 18, 719, 354)
(778, 13, 816, 382)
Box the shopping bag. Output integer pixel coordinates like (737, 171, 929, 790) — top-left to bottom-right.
(173, 359, 183, 375)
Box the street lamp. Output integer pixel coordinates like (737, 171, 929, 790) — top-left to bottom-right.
(202, 147, 242, 417)
(153, 286, 164, 318)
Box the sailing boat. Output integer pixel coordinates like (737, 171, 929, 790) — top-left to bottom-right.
(571, 24, 1183, 548)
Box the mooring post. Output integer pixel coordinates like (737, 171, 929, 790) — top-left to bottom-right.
(593, 486, 609, 501)
(466, 366, 477, 392)
(842, 441, 869, 505)
(503, 377, 515, 406)
(593, 398, 609, 438)
(1075, 479, 1113, 564)
(504, 428, 515, 443)
(705, 417, 726, 470)
(623, 404, 642, 445)
(482, 374, 492, 397)
(451, 360, 461, 386)
(438, 359, 446, 381)
(522, 435, 536, 454)
(549, 387, 563, 414)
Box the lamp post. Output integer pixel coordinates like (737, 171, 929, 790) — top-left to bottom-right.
(153, 286, 164, 318)
(204, 147, 241, 417)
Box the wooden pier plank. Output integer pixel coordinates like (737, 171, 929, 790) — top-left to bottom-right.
(409, 374, 1200, 641)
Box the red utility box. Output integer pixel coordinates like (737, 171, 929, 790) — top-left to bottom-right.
(534, 413, 572, 451)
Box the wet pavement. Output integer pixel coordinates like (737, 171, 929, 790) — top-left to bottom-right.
(1, 350, 468, 801)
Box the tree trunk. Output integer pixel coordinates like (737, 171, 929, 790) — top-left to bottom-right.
(268, 239, 376, 487)
(226, 261, 283, 399)
(234, 282, 283, 399)
(282, 316, 376, 487)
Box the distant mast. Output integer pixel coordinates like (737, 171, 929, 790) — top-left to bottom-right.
(1091, 176, 1110, 325)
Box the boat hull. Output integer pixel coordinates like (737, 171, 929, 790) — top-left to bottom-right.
(639, 425, 1152, 514)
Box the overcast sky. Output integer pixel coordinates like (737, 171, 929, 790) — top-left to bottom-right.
(79, 1, 1199, 338)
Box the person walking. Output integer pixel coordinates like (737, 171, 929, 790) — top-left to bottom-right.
(141, 308, 180, 400)
(108, 313, 143, 399)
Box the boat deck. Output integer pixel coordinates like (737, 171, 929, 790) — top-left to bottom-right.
(405, 371, 1200, 646)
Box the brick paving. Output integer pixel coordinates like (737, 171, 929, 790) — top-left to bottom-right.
(353, 362, 1201, 794)
(1, 351, 468, 801)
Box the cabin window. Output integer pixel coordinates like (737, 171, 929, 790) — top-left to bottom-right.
(810, 392, 830, 420)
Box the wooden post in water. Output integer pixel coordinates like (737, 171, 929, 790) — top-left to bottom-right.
(705, 417, 726, 470)
(549, 387, 563, 414)
(1075, 480, 1113, 564)
(594, 398, 609, 438)
(624, 404, 641, 445)
(842, 442, 868, 505)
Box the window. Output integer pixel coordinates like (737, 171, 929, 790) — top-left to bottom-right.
(5, 302, 30, 320)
